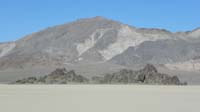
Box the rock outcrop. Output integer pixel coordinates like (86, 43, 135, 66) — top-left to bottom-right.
(14, 64, 186, 85)
(92, 64, 186, 85)
(14, 68, 89, 84)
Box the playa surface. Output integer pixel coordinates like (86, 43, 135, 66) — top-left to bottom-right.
(0, 85, 199, 112)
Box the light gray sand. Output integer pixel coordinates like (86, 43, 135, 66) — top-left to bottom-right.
(0, 85, 199, 112)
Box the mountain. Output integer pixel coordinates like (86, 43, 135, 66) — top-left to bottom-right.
(0, 16, 200, 84)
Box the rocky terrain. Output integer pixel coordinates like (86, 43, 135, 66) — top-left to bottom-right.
(14, 64, 186, 85)
(0, 17, 200, 70)
(14, 68, 89, 84)
(0, 16, 199, 84)
(92, 64, 186, 85)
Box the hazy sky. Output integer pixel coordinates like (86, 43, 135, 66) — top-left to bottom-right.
(0, 0, 200, 42)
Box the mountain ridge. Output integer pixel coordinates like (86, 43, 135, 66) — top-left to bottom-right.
(0, 16, 200, 84)
(0, 17, 200, 68)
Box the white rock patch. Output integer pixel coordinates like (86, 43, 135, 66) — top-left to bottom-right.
(99, 25, 171, 60)
(76, 28, 110, 56)
(188, 29, 200, 39)
(0, 43, 16, 58)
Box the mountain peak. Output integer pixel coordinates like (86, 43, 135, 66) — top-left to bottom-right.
(75, 16, 110, 21)
(74, 16, 120, 25)
(93, 16, 107, 20)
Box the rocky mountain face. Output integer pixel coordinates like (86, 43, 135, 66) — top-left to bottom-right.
(14, 64, 186, 85)
(0, 16, 200, 84)
(0, 17, 200, 72)
(0, 42, 16, 58)
(110, 39, 200, 66)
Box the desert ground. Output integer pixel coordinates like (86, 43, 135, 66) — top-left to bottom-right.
(0, 85, 200, 112)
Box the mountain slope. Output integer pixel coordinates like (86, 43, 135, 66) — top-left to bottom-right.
(0, 16, 200, 76)
(0, 42, 16, 58)
(110, 39, 200, 67)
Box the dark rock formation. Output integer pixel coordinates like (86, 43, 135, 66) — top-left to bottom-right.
(15, 77, 38, 84)
(92, 64, 186, 85)
(13, 64, 187, 85)
(92, 69, 139, 84)
(43, 68, 89, 84)
(14, 68, 89, 84)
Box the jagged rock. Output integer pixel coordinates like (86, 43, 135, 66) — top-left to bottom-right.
(13, 64, 187, 85)
(15, 77, 38, 84)
(92, 64, 186, 85)
(142, 64, 158, 74)
(14, 68, 89, 84)
(44, 69, 89, 84)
